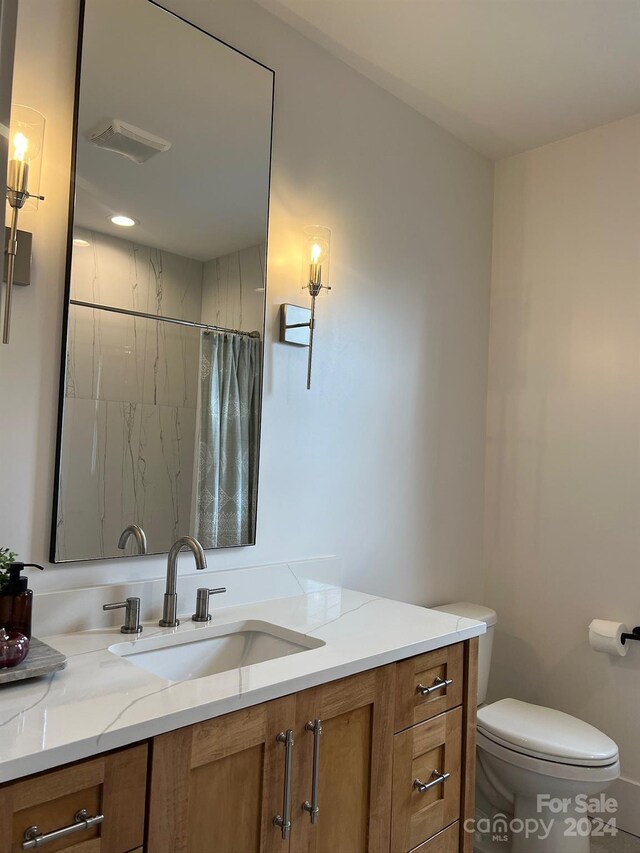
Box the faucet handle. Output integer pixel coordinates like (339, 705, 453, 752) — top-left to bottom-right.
(103, 597, 142, 634)
(192, 587, 227, 623)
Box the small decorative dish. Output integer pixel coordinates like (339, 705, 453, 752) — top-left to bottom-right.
(0, 637, 67, 684)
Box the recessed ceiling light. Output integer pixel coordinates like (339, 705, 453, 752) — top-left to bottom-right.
(110, 215, 136, 227)
(73, 238, 90, 247)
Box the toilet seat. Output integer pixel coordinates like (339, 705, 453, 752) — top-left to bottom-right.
(477, 730, 620, 783)
(477, 699, 619, 769)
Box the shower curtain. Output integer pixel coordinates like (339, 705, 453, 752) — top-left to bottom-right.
(194, 330, 261, 548)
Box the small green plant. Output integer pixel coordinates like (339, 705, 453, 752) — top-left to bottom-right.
(0, 548, 18, 588)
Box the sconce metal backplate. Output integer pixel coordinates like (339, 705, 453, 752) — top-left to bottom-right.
(2, 227, 32, 286)
(280, 303, 311, 347)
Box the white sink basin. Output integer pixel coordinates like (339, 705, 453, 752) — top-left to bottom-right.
(109, 619, 325, 682)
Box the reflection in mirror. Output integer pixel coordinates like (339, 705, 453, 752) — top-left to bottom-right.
(52, 0, 273, 562)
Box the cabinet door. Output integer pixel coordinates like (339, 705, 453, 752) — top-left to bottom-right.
(391, 708, 462, 853)
(395, 645, 463, 732)
(0, 744, 147, 853)
(147, 695, 296, 853)
(291, 666, 394, 853)
(411, 822, 459, 853)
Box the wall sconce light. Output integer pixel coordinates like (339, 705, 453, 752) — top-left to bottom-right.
(3, 105, 45, 344)
(279, 226, 331, 389)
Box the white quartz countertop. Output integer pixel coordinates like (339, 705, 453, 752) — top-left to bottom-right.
(0, 587, 484, 783)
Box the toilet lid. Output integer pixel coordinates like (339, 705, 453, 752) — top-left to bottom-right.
(477, 699, 618, 767)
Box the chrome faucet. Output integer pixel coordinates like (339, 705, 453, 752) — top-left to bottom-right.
(159, 536, 207, 627)
(118, 524, 148, 555)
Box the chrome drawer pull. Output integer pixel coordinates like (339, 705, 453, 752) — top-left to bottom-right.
(302, 719, 322, 824)
(22, 810, 104, 849)
(414, 770, 450, 793)
(416, 676, 453, 696)
(273, 730, 294, 840)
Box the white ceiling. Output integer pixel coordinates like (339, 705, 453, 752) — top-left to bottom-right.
(257, 0, 640, 159)
(75, 0, 273, 261)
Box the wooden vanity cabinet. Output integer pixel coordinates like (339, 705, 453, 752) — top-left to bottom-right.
(1, 638, 477, 853)
(391, 707, 463, 851)
(290, 665, 395, 853)
(147, 695, 296, 853)
(391, 640, 477, 853)
(0, 744, 147, 853)
(146, 638, 477, 853)
(147, 667, 395, 853)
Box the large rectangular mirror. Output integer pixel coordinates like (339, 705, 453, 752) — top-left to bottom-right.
(51, 0, 274, 562)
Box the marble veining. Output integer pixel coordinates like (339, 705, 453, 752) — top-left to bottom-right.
(0, 675, 55, 737)
(0, 586, 484, 783)
(201, 243, 266, 333)
(305, 595, 382, 635)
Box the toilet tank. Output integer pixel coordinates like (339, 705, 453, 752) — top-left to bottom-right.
(431, 602, 497, 705)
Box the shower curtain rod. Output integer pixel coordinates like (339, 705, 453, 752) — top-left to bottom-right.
(70, 299, 260, 338)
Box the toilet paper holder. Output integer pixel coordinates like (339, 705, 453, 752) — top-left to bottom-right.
(621, 627, 640, 645)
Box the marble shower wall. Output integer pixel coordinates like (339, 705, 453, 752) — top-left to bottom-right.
(201, 243, 266, 334)
(70, 227, 204, 320)
(56, 230, 266, 561)
(56, 396, 197, 561)
(56, 227, 204, 560)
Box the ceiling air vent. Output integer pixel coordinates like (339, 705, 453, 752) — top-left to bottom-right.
(88, 119, 172, 164)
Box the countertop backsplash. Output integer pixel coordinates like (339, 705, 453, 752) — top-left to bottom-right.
(32, 556, 343, 637)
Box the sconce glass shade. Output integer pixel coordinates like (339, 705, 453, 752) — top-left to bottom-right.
(301, 225, 331, 295)
(7, 105, 45, 211)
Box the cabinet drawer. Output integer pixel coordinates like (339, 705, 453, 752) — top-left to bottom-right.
(0, 745, 147, 853)
(410, 821, 459, 853)
(391, 708, 462, 853)
(395, 644, 463, 732)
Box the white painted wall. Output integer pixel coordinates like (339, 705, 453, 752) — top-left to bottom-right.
(486, 113, 640, 830)
(0, 0, 493, 608)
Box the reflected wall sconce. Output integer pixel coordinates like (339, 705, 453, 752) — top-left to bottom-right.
(3, 105, 45, 344)
(279, 226, 331, 389)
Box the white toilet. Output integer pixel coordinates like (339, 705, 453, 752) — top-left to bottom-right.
(433, 603, 620, 853)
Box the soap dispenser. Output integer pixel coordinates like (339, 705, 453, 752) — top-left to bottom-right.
(0, 562, 44, 639)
